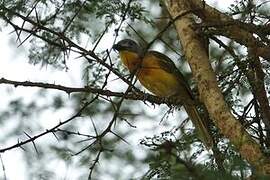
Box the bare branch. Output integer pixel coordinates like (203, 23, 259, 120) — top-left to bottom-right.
(0, 97, 97, 153)
(0, 77, 185, 106)
(0, 154, 7, 180)
(190, 0, 270, 60)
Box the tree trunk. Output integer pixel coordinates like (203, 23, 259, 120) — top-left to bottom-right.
(164, 0, 270, 175)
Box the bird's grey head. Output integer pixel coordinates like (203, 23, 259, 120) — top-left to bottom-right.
(113, 39, 142, 54)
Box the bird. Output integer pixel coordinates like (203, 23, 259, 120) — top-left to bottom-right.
(113, 39, 213, 148)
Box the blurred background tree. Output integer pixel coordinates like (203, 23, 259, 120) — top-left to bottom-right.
(0, 0, 269, 179)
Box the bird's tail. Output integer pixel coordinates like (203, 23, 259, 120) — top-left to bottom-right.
(184, 104, 213, 149)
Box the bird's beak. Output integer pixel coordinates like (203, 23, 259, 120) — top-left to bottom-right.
(112, 44, 121, 51)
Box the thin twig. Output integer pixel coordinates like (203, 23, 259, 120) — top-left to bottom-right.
(0, 97, 97, 153)
(0, 154, 7, 180)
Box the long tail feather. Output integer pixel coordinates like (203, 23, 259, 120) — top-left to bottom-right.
(184, 104, 213, 149)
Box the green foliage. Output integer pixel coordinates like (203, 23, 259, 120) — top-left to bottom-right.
(1, 0, 149, 69)
(140, 131, 245, 179)
(0, 0, 270, 179)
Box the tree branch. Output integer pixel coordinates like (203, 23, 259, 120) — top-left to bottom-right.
(247, 48, 270, 146)
(164, 0, 270, 175)
(0, 97, 97, 153)
(189, 0, 270, 61)
(0, 77, 184, 106)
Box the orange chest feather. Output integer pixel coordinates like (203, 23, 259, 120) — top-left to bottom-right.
(138, 65, 180, 97)
(119, 51, 141, 71)
(119, 51, 180, 97)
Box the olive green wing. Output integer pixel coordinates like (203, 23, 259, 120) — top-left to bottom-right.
(148, 50, 194, 98)
(148, 51, 213, 148)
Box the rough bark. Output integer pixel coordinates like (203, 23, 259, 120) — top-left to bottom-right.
(189, 0, 270, 135)
(164, 0, 270, 175)
(189, 0, 270, 61)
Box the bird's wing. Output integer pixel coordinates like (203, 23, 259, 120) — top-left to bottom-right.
(147, 51, 177, 73)
(147, 50, 194, 98)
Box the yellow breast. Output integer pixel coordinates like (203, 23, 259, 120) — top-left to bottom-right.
(118, 51, 181, 97)
(119, 51, 141, 71)
(138, 53, 180, 97)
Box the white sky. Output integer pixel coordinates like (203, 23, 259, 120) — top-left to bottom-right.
(0, 1, 235, 179)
